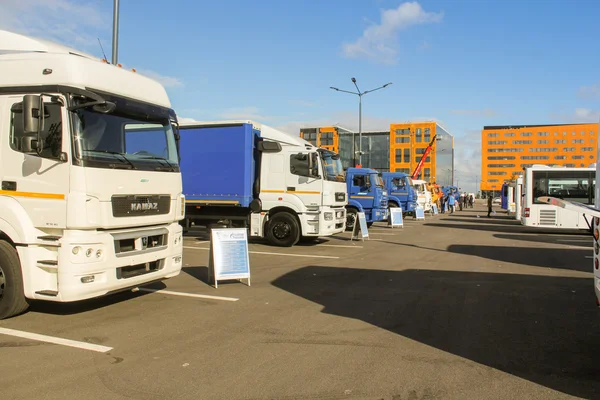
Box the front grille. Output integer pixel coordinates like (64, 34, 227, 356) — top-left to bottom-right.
(112, 195, 171, 217)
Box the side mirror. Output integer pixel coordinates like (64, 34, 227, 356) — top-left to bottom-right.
(22, 95, 44, 155)
(309, 153, 320, 178)
(23, 94, 41, 135)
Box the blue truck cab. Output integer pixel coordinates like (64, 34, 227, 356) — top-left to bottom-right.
(345, 168, 388, 230)
(381, 172, 418, 215)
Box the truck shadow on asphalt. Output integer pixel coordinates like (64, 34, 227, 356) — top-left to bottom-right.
(381, 240, 590, 272)
(272, 267, 600, 399)
(28, 281, 168, 315)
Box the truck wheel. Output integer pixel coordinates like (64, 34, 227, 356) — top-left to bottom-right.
(345, 208, 358, 231)
(366, 222, 374, 228)
(266, 212, 299, 247)
(0, 241, 29, 320)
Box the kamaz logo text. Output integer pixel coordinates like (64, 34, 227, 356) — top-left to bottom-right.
(130, 202, 159, 211)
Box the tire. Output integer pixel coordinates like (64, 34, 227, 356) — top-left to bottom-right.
(266, 212, 300, 247)
(345, 208, 358, 231)
(366, 222, 374, 228)
(0, 241, 29, 320)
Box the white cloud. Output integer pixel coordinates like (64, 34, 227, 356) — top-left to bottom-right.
(342, 2, 443, 64)
(450, 109, 497, 118)
(0, 0, 108, 50)
(551, 108, 600, 123)
(177, 117, 199, 123)
(578, 83, 600, 99)
(136, 69, 184, 88)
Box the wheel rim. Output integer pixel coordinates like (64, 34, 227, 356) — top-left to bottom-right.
(347, 213, 356, 229)
(0, 264, 5, 301)
(272, 221, 291, 240)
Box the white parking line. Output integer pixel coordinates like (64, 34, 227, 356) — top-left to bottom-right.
(183, 240, 209, 245)
(368, 232, 395, 236)
(316, 244, 363, 248)
(138, 288, 238, 302)
(183, 246, 339, 259)
(0, 327, 113, 353)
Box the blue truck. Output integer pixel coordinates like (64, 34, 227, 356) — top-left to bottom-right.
(381, 172, 418, 216)
(344, 168, 388, 231)
(179, 120, 347, 247)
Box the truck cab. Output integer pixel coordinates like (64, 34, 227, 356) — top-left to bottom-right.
(412, 179, 433, 212)
(381, 172, 417, 216)
(345, 168, 388, 230)
(0, 30, 184, 319)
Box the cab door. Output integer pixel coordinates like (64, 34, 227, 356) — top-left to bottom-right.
(286, 151, 322, 208)
(0, 94, 70, 231)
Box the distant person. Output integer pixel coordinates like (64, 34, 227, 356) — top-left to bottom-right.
(468, 194, 474, 208)
(448, 193, 456, 214)
(487, 194, 493, 217)
(462, 193, 468, 210)
(459, 192, 464, 211)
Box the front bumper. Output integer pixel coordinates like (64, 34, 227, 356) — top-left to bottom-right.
(301, 206, 346, 237)
(22, 222, 183, 302)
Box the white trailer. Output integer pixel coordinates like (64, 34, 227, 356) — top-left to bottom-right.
(0, 30, 185, 319)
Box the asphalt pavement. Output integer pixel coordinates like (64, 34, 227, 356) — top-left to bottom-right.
(1, 204, 599, 400)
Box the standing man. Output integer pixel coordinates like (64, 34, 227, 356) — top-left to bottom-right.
(487, 194, 493, 217)
(448, 193, 456, 214)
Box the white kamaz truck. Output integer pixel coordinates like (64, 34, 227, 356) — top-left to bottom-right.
(0, 30, 185, 319)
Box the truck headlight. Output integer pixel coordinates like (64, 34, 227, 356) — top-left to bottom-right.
(324, 212, 333, 221)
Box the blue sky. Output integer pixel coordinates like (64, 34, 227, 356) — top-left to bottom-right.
(2, 0, 600, 192)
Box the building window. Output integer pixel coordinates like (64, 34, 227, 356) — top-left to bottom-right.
(416, 128, 422, 143)
(488, 148, 524, 153)
(488, 179, 499, 183)
(538, 140, 549, 144)
(394, 129, 410, 143)
(572, 155, 585, 159)
(488, 140, 508, 145)
(582, 147, 594, 151)
(489, 171, 506, 175)
(395, 149, 402, 163)
(488, 133, 498, 137)
(521, 156, 549, 160)
(565, 163, 576, 167)
(404, 148, 410, 163)
(488, 164, 515, 168)
(591, 139, 595, 143)
(521, 132, 532, 137)
(554, 132, 558, 136)
(581, 132, 586, 136)
(424, 128, 430, 143)
(538, 132, 549, 136)
(555, 155, 566, 160)
(555, 140, 566, 144)
(424, 168, 430, 179)
(521, 164, 533, 168)
(320, 132, 334, 145)
(513, 140, 532, 145)
(395, 136, 410, 143)
(591, 131, 595, 136)
(504, 133, 515, 137)
(563, 147, 576, 152)
(563, 132, 567, 136)
(488, 156, 515, 160)
(572, 139, 585, 144)
(530, 147, 558, 152)
(572, 132, 576, 136)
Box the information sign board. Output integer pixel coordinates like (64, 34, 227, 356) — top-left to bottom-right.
(208, 228, 251, 288)
(352, 212, 369, 240)
(389, 207, 404, 228)
(415, 206, 426, 220)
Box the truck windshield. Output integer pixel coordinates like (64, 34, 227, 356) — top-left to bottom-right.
(371, 173, 384, 188)
(319, 150, 345, 182)
(70, 97, 179, 172)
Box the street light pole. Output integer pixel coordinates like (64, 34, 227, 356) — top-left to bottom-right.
(330, 78, 392, 167)
(112, 0, 120, 65)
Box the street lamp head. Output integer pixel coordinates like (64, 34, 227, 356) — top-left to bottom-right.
(330, 87, 339, 91)
(351, 77, 356, 83)
(383, 82, 392, 88)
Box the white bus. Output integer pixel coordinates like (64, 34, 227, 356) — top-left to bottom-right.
(522, 165, 595, 229)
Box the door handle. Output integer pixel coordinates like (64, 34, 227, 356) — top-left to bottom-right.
(287, 187, 296, 191)
(1, 181, 17, 191)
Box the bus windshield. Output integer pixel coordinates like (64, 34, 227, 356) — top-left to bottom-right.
(532, 170, 595, 205)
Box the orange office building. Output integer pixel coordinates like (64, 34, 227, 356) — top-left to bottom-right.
(481, 123, 599, 193)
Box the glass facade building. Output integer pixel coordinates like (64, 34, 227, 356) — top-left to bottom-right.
(300, 122, 454, 184)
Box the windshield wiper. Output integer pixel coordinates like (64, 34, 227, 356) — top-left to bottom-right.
(138, 156, 178, 171)
(84, 150, 136, 169)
